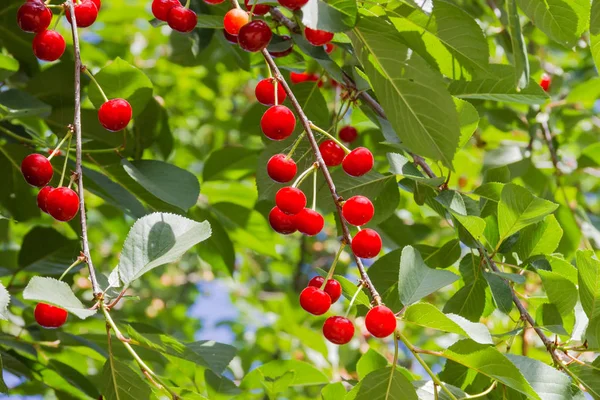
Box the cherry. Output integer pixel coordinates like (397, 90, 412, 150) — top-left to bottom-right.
(323, 316, 354, 345)
(223, 30, 238, 44)
(365, 305, 396, 338)
(37, 186, 54, 214)
(21, 154, 53, 187)
(32, 30, 66, 62)
(223, 9, 249, 35)
(342, 147, 373, 177)
(255, 78, 286, 106)
(351, 228, 382, 258)
(324, 43, 335, 54)
(46, 187, 79, 222)
(304, 27, 334, 46)
(342, 195, 374, 226)
(319, 140, 345, 166)
(34, 303, 68, 329)
(152, 0, 179, 21)
(299, 286, 331, 315)
(278, 0, 308, 11)
(275, 187, 306, 215)
(244, 0, 270, 15)
(268, 35, 293, 58)
(268, 207, 296, 234)
(308, 276, 341, 303)
(90, 0, 102, 11)
(540, 73, 551, 92)
(65, 0, 98, 28)
(167, 6, 197, 33)
(290, 71, 319, 84)
(98, 98, 132, 132)
(295, 208, 324, 236)
(238, 20, 272, 52)
(260, 105, 296, 140)
(205, 0, 224, 4)
(267, 154, 296, 183)
(17, 1, 52, 33)
(339, 125, 357, 143)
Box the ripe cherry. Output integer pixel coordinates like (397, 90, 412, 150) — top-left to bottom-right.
(339, 125, 357, 143)
(365, 305, 396, 338)
(21, 154, 53, 187)
(342, 147, 373, 177)
(323, 316, 354, 345)
(304, 27, 334, 46)
(98, 98, 132, 132)
(32, 30, 66, 62)
(260, 105, 296, 140)
(17, 1, 52, 33)
(352, 228, 381, 258)
(308, 276, 341, 303)
(268, 35, 293, 58)
(275, 187, 306, 215)
(267, 154, 296, 183)
(540, 73, 551, 92)
(223, 9, 249, 35)
(296, 208, 324, 236)
(167, 6, 197, 33)
(244, 0, 270, 15)
(37, 186, 54, 213)
(324, 43, 335, 54)
(290, 71, 319, 84)
(34, 303, 68, 329)
(46, 187, 79, 222)
(278, 0, 308, 11)
(238, 20, 272, 52)
(65, 0, 98, 28)
(299, 286, 331, 315)
(319, 140, 345, 166)
(152, 0, 179, 21)
(268, 207, 296, 234)
(255, 78, 286, 106)
(223, 30, 238, 44)
(90, 0, 102, 11)
(342, 195, 374, 226)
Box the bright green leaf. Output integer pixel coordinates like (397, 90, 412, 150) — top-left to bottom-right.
(23, 277, 96, 319)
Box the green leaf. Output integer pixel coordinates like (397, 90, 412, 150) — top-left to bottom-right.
(507, 0, 530, 88)
(455, 98, 479, 148)
(506, 354, 578, 400)
(0, 283, 9, 320)
(514, 215, 562, 260)
(387, 153, 445, 187)
(48, 359, 100, 399)
(321, 382, 347, 399)
(116, 212, 211, 287)
(205, 370, 242, 399)
(357, 349, 388, 379)
(0, 89, 51, 119)
(538, 269, 578, 316)
(586, 315, 600, 348)
(415, 239, 461, 269)
(576, 250, 600, 319)
(536, 303, 568, 335)
(568, 357, 600, 398)
(0, 53, 19, 81)
(301, 0, 358, 32)
(443, 278, 487, 322)
(18, 226, 80, 275)
(591, 1, 600, 73)
(260, 370, 295, 398)
(100, 359, 152, 400)
(350, 16, 461, 168)
(0, 355, 7, 393)
(23, 277, 97, 319)
(453, 213, 487, 247)
(203, 147, 258, 182)
(353, 367, 418, 400)
(241, 360, 329, 389)
(484, 271, 514, 314)
(413, 381, 466, 400)
(193, 208, 235, 275)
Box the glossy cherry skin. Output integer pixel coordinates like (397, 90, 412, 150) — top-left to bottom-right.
(152, 0, 179, 21)
(17, 1, 52, 33)
(323, 316, 354, 345)
(238, 20, 272, 52)
(268, 35, 293, 58)
(260, 105, 296, 140)
(295, 208, 324, 236)
(342, 147, 373, 177)
(21, 154, 53, 187)
(34, 303, 68, 329)
(308, 276, 341, 303)
(365, 305, 396, 338)
(65, 0, 98, 28)
(167, 6, 197, 33)
(255, 78, 286, 106)
(46, 187, 79, 222)
(299, 286, 331, 315)
(351, 228, 382, 259)
(275, 187, 306, 215)
(304, 27, 334, 46)
(342, 195, 374, 226)
(90, 0, 102, 11)
(98, 98, 132, 132)
(244, 0, 270, 15)
(32, 30, 66, 62)
(290, 71, 319, 84)
(37, 186, 54, 213)
(223, 9, 249, 35)
(267, 154, 296, 183)
(223, 30, 238, 44)
(339, 125, 357, 143)
(268, 207, 296, 234)
(319, 140, 345, 166)
(325, 43, 335, 54)
(278, 0, 308, 11)
(540, 73, 551, 92)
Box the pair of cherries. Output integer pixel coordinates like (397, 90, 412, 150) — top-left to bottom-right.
(254, 78, 297, 141)
(152, 0, 197, 33)
(323, 306, 397, 345)
(320, 141, 374, 177)
(269, 187, 324, 236)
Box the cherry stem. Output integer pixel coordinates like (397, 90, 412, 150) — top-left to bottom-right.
(321, 244, 345, 290)
(310, 123, 350, 153)
(332, 98, 350, 134)
(83, 67, 109, 103)
(52, 8, 64, 30)
(58, 134, 72, 187)
(292, 163, 317, 188)
(59, 258, 83, 281)
(184, 0, 191, 8)
(47, 131, 72, 161)
(249, 0, 258, 17)
(285, 131, 305, 159)
(344, 281, 364, 318)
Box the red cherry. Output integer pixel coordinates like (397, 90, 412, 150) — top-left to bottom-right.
(21, 154, 53, 187)
(205, 0, 224, 4)
(152, 0, 179, 21)
(37, 186, 54, 213)
(255, 78, 286, 106)
(17, 1, 52, 33)
(167, 6, 197, 33)
(540, 73, 551, 92)
(268, 207, 296, 234)
(304, 27, 334, 46)
(295, 208, 324, 236)
(34, 303, 68, 329)
(351, 228, 381, 258)
(244, 0, 270, 15)
(342, 147, 373, 177)
(65, 0, 98, 28)
(260, 105, 296, 140)
(46, 187, 79, 222)
(299, 286, 331, 315)
(319, 140, 345, 166)
(342, 195, 374, 226)
(308, 276, 342, 303)
(237, 20, 272, 52)
(268, 35, 293, 58)
(275, 187, 306, 215)
(223, 30, 238, 44)
(223, 9, 249, 35)
(365, 305, 396, 338)
(324, 43, 335, 54)
(339, 125, 357, 143)
(90, 0, 102, 11)
(267, 154, 296, 183)
(98, 98, 132, 132)
(323, 316, 354, 345)
(32, 30, 66, 62)
(278, 0, 308, 11)
(290, 71, 319, 84)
